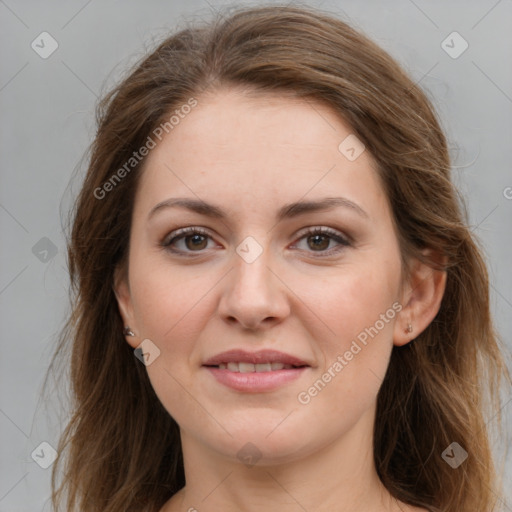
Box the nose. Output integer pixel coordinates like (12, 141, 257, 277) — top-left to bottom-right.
(217, 247, 290, 331)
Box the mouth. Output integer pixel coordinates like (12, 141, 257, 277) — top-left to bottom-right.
(205, 362, 307, 372)
(202, 349, 310, 392)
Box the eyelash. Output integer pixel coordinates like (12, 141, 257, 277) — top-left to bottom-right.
(161, 226, 351, 258)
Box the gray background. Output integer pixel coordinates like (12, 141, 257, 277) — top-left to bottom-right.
(1, 0, 511, 510)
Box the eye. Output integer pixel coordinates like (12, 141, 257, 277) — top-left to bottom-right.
(162, 227, 217, 254)
(161, 226, 351, 257)
(292, 227, 351, 256)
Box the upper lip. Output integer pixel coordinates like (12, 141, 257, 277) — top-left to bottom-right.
(203, 349, 310, 367)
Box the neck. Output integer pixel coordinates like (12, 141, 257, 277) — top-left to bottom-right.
(167, 410, 402, 512)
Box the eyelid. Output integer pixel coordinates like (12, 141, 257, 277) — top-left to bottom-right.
(290, 226, 351, 256)
(161, 226, 218, 255)
(293, 225, 350, 243)
(162, 226, 211, 244)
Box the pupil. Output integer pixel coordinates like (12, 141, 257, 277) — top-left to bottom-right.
(186, 235, 207, 250)
(308, 234, 329, 251)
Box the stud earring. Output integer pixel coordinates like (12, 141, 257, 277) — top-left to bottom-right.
(405, 323, 413, 334)
(123, 326, 135, 337)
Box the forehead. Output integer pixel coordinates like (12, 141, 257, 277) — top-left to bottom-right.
(135, 88, 388, 222)
(158, 88, 359, 159)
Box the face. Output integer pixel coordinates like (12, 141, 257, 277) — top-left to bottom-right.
(116, 88, 411, 465)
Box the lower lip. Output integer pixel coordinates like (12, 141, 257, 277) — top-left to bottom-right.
(204, 366, 308, 392)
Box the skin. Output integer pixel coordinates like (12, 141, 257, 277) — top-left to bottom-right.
(115, 88, 446, 512)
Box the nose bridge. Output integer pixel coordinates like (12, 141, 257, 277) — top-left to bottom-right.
(234, 248, 272, 294)
(218, 236, 289, 329)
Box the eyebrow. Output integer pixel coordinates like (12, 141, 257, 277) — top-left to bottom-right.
(148, 196, 369, 222)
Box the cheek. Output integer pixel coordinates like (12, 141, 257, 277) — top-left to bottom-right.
(295, 260, 399, 406)
(298, 261, 400, 349)
(129, 254, 218, 346)
(128, 263, 219, 426)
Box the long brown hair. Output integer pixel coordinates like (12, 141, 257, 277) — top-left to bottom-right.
(50, 5, 510, 511)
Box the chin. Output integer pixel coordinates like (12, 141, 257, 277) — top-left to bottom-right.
(194, 416, 327, 467)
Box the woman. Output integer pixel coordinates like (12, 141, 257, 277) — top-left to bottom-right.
(50, 5, 510, 512)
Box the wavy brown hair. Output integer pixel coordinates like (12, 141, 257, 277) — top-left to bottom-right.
(50, 4, 510, 511)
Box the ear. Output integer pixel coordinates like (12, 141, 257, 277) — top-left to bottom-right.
(394, 250, 447, 347)
(113, 266, 139, 349)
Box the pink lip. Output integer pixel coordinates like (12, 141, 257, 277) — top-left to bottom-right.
(204, 366, 308, 392)
(202, 349, 310, 393)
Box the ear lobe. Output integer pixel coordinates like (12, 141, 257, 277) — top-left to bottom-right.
(113, 267, 138, 348)
(394, 251, 447, 347)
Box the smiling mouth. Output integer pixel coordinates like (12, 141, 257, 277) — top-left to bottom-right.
(206, 362, 308, 373)
(203, 354, 309, 392)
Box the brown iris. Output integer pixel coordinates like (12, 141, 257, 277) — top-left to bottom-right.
(185, 234, 208, 250)
(308, 234, 330, 251)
